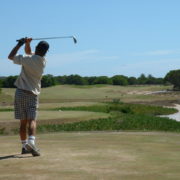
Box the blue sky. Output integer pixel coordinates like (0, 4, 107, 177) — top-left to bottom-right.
(0, 0, 180, 77)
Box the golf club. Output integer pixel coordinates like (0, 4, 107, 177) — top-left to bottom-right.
(17, 36, 77, 44)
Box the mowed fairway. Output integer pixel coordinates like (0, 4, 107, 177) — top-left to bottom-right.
(0, 132, 180, 180)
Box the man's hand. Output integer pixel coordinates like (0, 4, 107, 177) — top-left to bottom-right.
(8, 38, 26, 60)
(25, 37, 33, 55)
(25, 38, 32, 44)
(17, 38, 26, 46)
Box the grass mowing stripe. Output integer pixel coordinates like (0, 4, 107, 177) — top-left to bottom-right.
(57, 105, 110, 113)
(0, 108, 13, 112)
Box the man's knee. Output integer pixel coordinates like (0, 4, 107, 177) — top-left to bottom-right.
(28, 119, 36, 128)
(20, 119, 28, 126)
(28, 119, 36, 123)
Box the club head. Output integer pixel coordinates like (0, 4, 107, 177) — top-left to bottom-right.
(72, 36, 77, 44)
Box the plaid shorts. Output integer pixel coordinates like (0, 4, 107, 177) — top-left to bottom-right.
(14, 89, 39, 120)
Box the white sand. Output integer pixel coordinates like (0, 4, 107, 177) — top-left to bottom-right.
(161, 104, 180, 122)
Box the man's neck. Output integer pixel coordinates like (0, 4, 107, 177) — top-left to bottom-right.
(35, 52, 43, 57)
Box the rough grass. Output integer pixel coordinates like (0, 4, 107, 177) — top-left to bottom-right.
(118, 113, 180, 131)
(57, 103, 177, 115)
(37, 103, 180, 133)
(37, 114, 180, 133)
(0, 102, 178, 134)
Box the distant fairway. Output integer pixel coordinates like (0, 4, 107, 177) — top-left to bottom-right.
(1, 85, 178, 105)
(0, 132, 180, 180)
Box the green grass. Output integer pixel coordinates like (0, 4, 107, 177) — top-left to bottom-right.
(37, 114, 180, 133)
(118, 113, 180, 131)
(0, 85, 179, 134)
(0, 101, 178, 134)
(0, 108, 13, 112)
(52, 103, 177, 115)
(52, 105, 110, 113)
(37, 103, 180, 133)
(37, 118, 115, 132)
(0, 127, 5, 135)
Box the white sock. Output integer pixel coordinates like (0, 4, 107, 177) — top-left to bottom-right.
(21, 140, 27, 148)
(28, 136, 35, 145)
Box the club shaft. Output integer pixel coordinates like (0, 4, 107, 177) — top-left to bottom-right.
(32, 36, 74, 40)
(16, 36, 77, 44)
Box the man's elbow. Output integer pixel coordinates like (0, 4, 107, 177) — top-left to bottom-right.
(8, 55, 14, 60)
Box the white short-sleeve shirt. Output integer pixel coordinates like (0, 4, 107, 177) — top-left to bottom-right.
(13, 54, 46, 95)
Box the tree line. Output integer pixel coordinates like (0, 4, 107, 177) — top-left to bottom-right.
(0, 70, 180, 90)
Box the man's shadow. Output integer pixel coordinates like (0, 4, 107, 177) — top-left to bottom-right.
(0, 154, 32, 160)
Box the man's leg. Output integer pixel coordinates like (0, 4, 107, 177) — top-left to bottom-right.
(20, 119, 30, 154)
(28, 119, 36, 145)
(20, 119, 28, 140)
(25, 119, 40, 156)
(25, 94, 40, 156)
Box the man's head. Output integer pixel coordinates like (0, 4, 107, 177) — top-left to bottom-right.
(35, 41, 49, 57)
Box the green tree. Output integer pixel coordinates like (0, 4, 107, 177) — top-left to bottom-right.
(41, 74, 57, 88)
(154, 78, 164, 84)
(86, 76, 97, 85)
(0, 79, 2, 93)
(164, 70, 180, 90)
(55, 75, 67, 84)
(111, 75, 128, 85)
(94, 76, 112, 84)
(128, 77, 137, 85)
(66, 75, 88, 85)
(146, 74, 156, 84)
(3, 76, 17, 88)
(138, 74, 147, 84)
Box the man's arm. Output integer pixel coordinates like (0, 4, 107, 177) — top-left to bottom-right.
(25, 38, 33, 55)
(8, 38, 25, 60)
(8, 44, 22, 60)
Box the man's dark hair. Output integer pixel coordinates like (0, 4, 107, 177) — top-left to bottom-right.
(35, 41, 49, 57)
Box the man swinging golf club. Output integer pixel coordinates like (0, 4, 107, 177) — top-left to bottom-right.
(8, 37, 49, 156)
